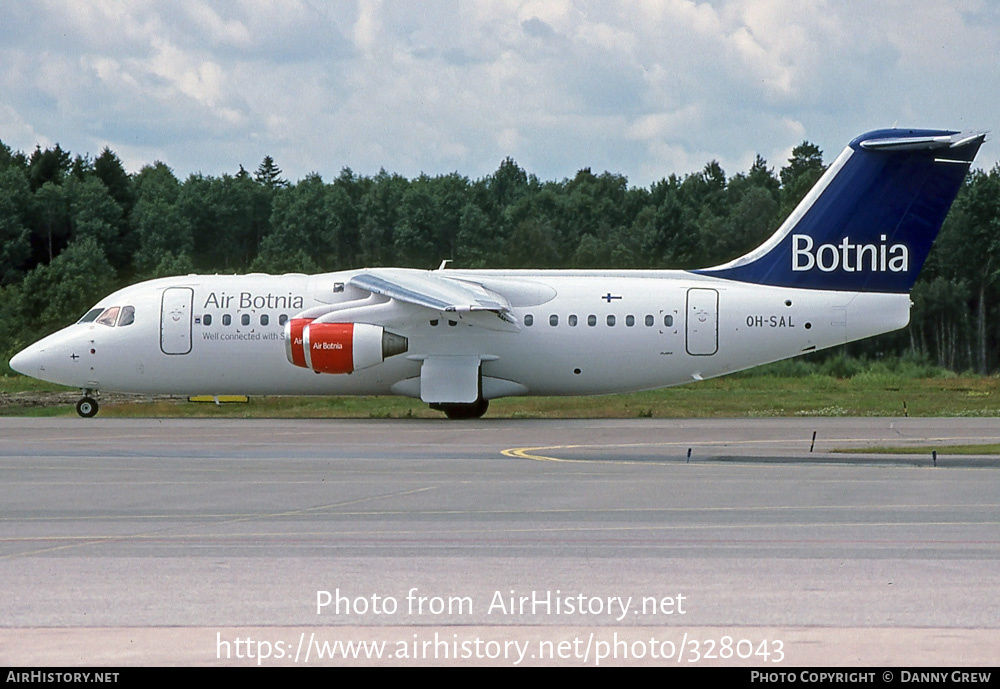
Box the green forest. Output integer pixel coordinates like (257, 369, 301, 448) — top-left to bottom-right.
(1, 138, 998, 375)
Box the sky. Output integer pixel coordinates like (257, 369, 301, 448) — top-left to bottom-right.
(1, 0, 998, 187)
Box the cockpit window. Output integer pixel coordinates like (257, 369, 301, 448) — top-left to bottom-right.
(118, 305, 135, 327)
(95, 307, 120, 327)
(78, 308, 104, 324)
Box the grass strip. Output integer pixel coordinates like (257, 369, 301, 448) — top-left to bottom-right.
(2, 372, 998, 419)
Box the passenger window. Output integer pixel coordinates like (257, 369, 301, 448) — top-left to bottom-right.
(241, 314, 250, 326)
(279, 314, 288, 326)
(568, 315, 578, 326)
(607, 315, 616, 326)
(118, 306, 135, 327)
(96, 307, 120, 327)
(626, 315, 635, 327)
(587, 315, 597, 326)
(223, 314, 232, 326)
(664, 315, 674, 326)
(549, 315, 558, 326)
(203, 314, 213, 326)
(78, 308, 104, 324)
(430, 319, 439, 326)
(524, 314, 534, 326)
(261, 314, 269, 326)
(645, 315, 654, 327)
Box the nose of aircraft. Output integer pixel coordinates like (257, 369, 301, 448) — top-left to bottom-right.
(9, 344, 41, 376)
(8, 328, 96, 388)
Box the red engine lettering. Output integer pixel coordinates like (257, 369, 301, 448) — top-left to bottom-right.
(305, 322, 356, 374)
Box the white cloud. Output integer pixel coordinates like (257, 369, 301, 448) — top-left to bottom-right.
(0, 104, 50, 152)
(146, 38, 226, 107)
(0, 1, 996, 183)
(181, 2, 251, 48)
(353, 0, 382, 54)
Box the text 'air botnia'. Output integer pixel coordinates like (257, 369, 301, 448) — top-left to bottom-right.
(203, 291, 304, 309)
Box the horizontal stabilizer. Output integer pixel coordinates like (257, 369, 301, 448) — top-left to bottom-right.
(858, 131, 986, 152)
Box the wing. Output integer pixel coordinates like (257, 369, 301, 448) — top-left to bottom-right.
(348, 268, 520, 332)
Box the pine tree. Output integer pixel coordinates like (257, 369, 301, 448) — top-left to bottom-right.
(254, 156, 287, 189)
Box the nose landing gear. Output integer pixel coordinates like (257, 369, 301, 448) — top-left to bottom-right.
(76, 391, 99, 418)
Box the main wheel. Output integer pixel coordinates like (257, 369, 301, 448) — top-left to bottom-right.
(433, 399, 489, 419)
(76, 397, 99, 418)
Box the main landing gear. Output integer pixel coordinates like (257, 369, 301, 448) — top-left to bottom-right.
(76, 391, 99, 418)
(431, 399, 490, 419)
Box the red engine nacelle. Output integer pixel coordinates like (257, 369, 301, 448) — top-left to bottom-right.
(284, 320, 407, 374)
(285, 317, 314, 368)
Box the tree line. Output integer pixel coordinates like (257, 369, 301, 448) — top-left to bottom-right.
(1, 138, 998, 374)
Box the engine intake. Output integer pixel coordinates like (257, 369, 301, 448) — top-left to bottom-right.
(285, 320, 408, 374)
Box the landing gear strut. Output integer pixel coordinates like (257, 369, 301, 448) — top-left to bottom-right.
(431, 399, 489, 419)
(76, 392, 99, 418)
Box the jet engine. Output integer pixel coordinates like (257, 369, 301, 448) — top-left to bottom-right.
(284, 319, 408, 374)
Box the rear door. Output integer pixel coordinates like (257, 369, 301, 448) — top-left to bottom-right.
(686, 288, 718, 356)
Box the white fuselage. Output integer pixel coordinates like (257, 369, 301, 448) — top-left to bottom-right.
(13, 269, 910, 400)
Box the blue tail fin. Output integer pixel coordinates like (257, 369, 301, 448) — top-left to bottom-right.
(697, 128, 985, 292)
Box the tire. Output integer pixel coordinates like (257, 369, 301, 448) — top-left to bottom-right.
(434, 399, 489, 419)
(76, 397, 99, 418)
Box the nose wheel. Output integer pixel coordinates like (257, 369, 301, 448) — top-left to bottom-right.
(76, 396, 99, 418)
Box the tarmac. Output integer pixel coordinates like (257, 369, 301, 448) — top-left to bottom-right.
(1, 417, 997, 666)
